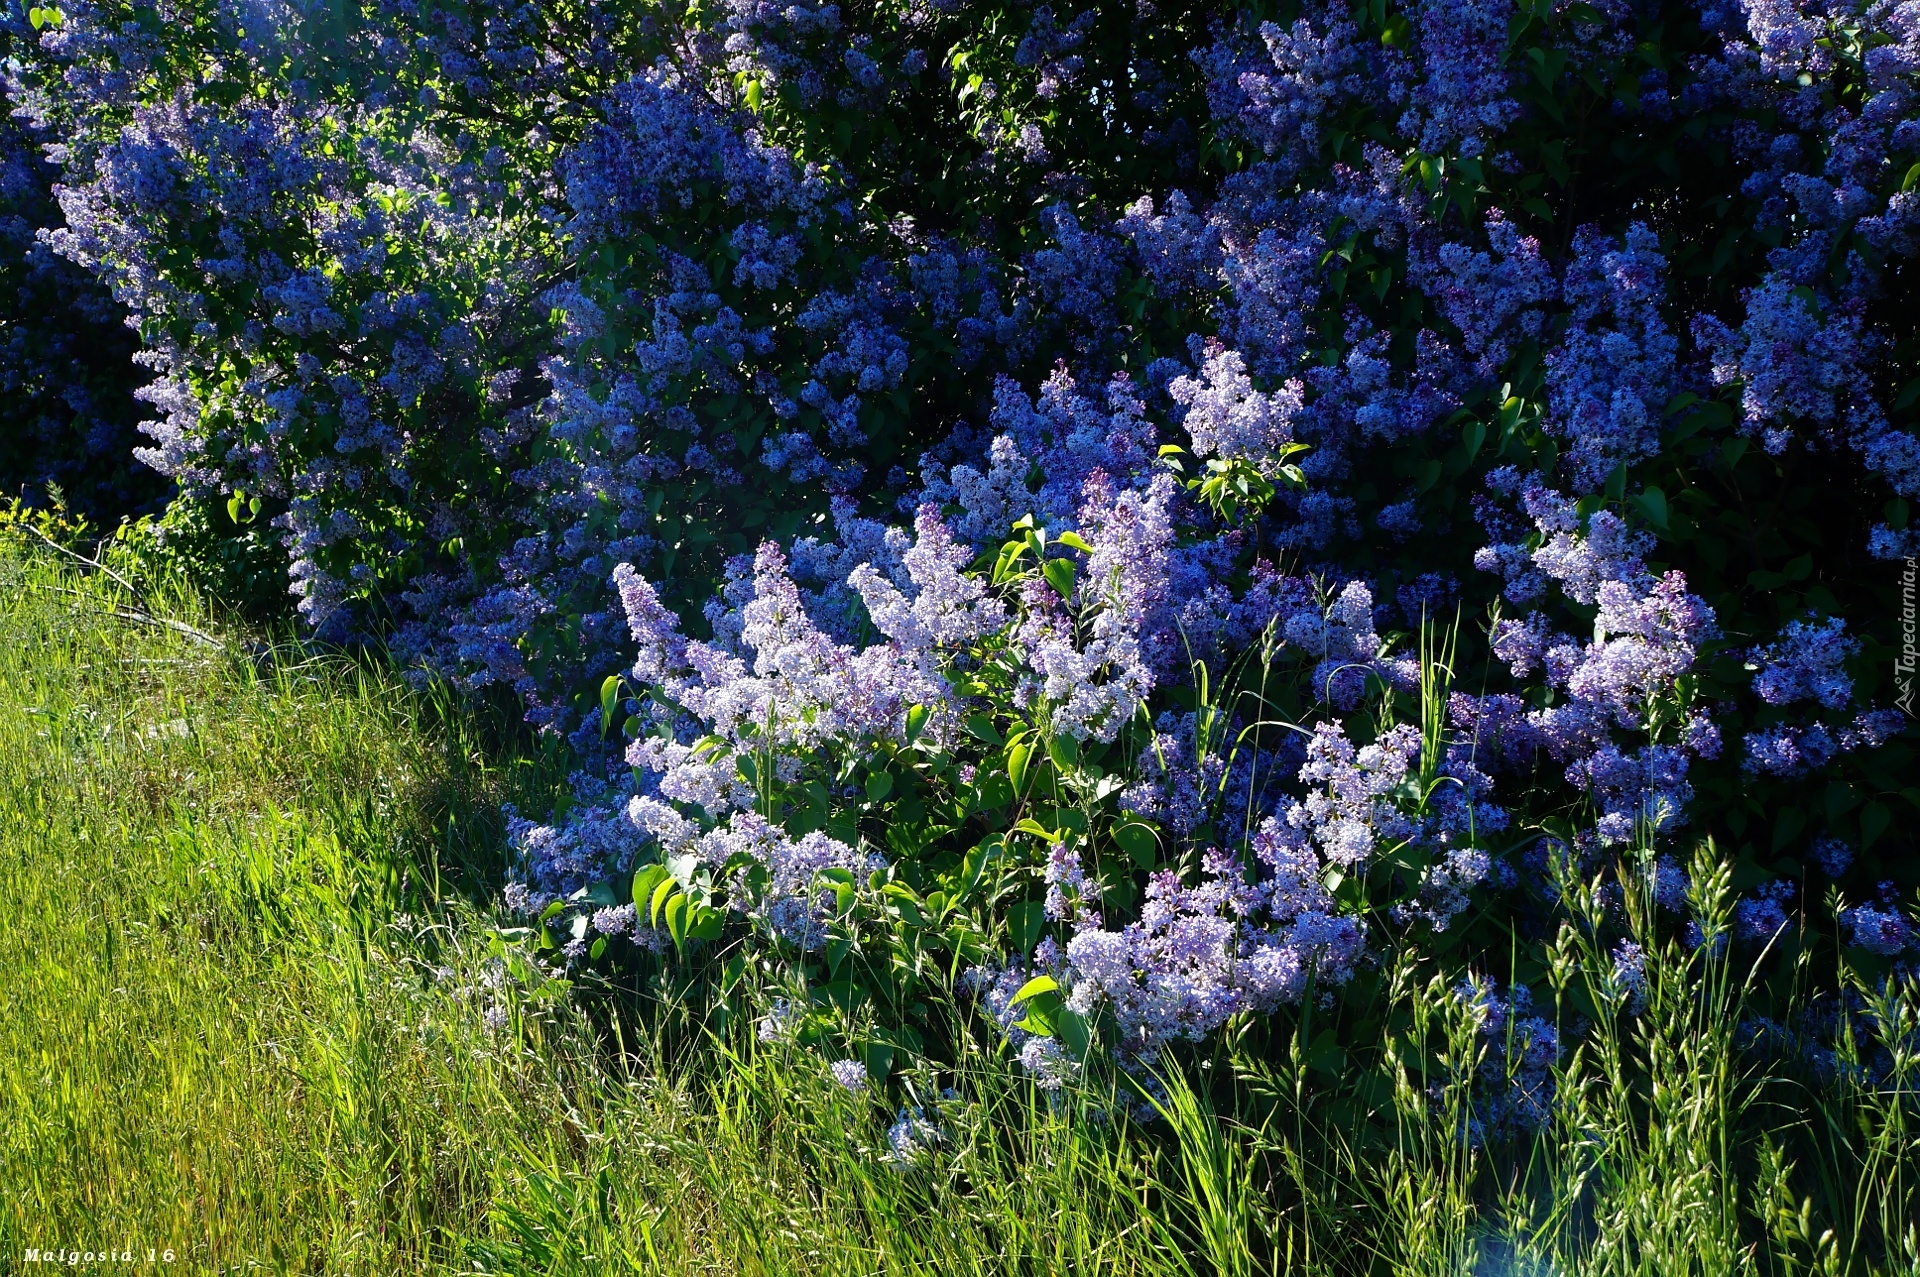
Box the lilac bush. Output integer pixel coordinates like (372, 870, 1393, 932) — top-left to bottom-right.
(0, 10, 154, 518)
(6, 0, 1917, 1092)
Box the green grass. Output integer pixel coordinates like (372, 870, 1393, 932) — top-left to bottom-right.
(0, 537, 1187, 1276)
(2, 533, 1917, 1277)
(0, 535, 584, 1270)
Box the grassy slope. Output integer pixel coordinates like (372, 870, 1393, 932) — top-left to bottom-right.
(5, 535, 1916, 1277)
(0, 540, 1188, 1277)
(0, 538, 589, 1269)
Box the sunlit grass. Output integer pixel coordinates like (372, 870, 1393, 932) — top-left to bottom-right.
(1, 533, 1914, 1276)
(0, 539, 1188, 1276)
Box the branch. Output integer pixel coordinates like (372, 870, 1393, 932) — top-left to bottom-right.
(109, 608, 228, 651)
(39, 583, 229, 652)
(22, 522, 145, 599)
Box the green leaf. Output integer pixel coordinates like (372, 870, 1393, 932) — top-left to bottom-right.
(664, 892, 689, 949)
(1635, 486, 1668, 530)
(904, 703, 930, 744)
(1462, 418, 1486, 460)
(951, 837, 998, 902)
(600, 674, 622, 736)
(965, 713, 1002, 746)
(1008, 899, 1046, 954)
(1772, 805, 1806, 852)
(688, 905, 724, 941)
(1861, 800, 1891, 850)
(1056, 1005, 1091, 1057)
(991, 539, 1029, 583)
(1113, 822, 1159, 867)
(649, 875, 678, 928)
(866, 769, 894, 802)
(1304, 1029, 1345, 1078)
(1009, 974, 1059, 1005)
(1047, 732, 1080, 772)
(1042, 557, 1075, 601)
(1014, 990, 1061, 1037)
(1054, 530, 1093, 553)
(1007, 741, 1032, 794)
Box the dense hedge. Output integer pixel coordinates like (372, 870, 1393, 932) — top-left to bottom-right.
(7, 0, 1919, 1097)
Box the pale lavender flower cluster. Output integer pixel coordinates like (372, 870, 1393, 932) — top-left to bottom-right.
(1018, 1036, 1079, 1090)
(1734, 881, 1795, 945)
(917, 369, 1162, 547)
(1414, 211, 1550, 378)
(1119, 709, 1295, 842)
(1748, 616, 1858, 709)
(1694, 279, 1872, 456)
(1043, 842, 1093, 924)
(1455, 976, 1560, 1136)
(1012, 472, 1176, 741)
(1271, 722, 1425, 870)
(1062, 836, 1364, 1062)
(1545, 225, 1678, 488)
(1280, 580, 1419, 709)
(757, 997, 800, 1043)
(1685, 0, 1920, 559)
(1744, 710, 1908, 778)
(1166, 345, 1305, 468)
(883, 1107, 944, 1165)
(1610, 941, 1648, 1011)
(1809, 836, 1854, 879)
(1844, 904, 1914, 957)
(1472, 472, 1721, 846)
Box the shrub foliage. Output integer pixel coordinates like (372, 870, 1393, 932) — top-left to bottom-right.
(6, 0, 1919, 1207)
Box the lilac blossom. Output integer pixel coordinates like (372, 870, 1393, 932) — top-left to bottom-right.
(1735, 882, 1795, 945)
(1749, 616, 1859, 709)
(1810, 836, 1854, 879)
(1018, 1036, 1079, 1089)
(831, 1059, 870, 1093)
(1166, 345, 1305, 468)
(1063, 839, 1363, 1062)
(884, 1108, 944, 1165)
(1404, 0, 1522, 157)
(1610, 941, 1648, 1010)
(1456, 977, 1560, 1136)
(1545, 225, 1678, 487)
(1844, 905, 1914, 956)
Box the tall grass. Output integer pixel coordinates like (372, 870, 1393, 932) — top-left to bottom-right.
(0, 534, 1186, 1275)
(1, 530, 1915, 1276)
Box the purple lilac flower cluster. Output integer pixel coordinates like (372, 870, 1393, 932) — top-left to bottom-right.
(9, 0, 1917, 1083)
(1456, 976, 1560, 1138)
(1063, 839, 1364, 1064)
